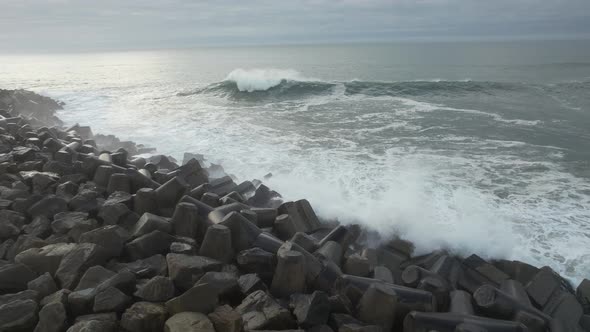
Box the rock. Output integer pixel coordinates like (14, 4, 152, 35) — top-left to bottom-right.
(51, 211, 91, 234)
(69, 190, 102, 213)
(79, 225, 130, 257)
(68, 288, 97, 317)
(373, 265, 394, 284)
(154, 176, 187, 210)
(220, 211, 262, 252)
(0, 263, 36, 293)
(95, 270, 136, 294)
(0, 290, 38, 306)
(0, 221, 20, 239)
(15, 243, 77, 275)
(237, 247, 276, 280)
(208, 305, 242, 332)
(165, 282, 218, 315)
(0, 299, 39, 331)
(525, 266, 563, 308)
(134, 188, 158, 216)
(76, 266, 115, 290)
(290, 232, 318, 253)
(356, 283, 397, 331)
(98, 202, 130, 225)
(34, 301, 67, 332)
(120, 302, 167, 332)
(27, 195, 68, 218)
(104, 190, 133, 207)
(166, 253, 223, 291)
(6, 234, 48, 261)
(108, 254, 168, 278)
(278, 199, 322, 233)
(165, 312, 215, 332)
(270, 250, 306, 298)
(343, 253, 370, 277)
(107, 173, 131, 194)
(577, 279, 590, 313)
(199, 224, 233, 263)
(27, 272, 58, 299)
(236, 290, 295, 331)
(170, 202, 199, 238)
(55, 181, 79, 200)
(274, 214, 299, 240)
(131, 213, 171, 239)
(40, 289, 70, 307)
(55, 243, 110, 290)
(195, 272, 240, 300)
(238, 273, 268, 295)
(125, 230, 175, 260)
(74, 312, 117, 324)
(23, 216, 52, 239)
(66, 320, 116, 332)
(292, 291, 331, 327)
(134, 276, 176, 302)
(170, 242, 194, 254)
(93, 286, 131, 313)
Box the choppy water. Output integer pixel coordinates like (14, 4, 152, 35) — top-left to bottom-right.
(1, 41, 590, 284)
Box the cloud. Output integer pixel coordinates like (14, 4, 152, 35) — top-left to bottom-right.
(0, 0, 588, 52)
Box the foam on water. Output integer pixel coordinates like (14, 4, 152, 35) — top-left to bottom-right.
(40, 70, 590, 286)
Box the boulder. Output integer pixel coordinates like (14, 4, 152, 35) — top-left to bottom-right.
(270, 250, 306, 298)
(0, 299, 39, 331)
(131, 213, 171, 239)
(55, 243, 110, 290)
(208, 305, 243, 332)
(134, 276, 176, 302)
(236, 290, 295, 331)
(28, 195, 68, 218)
(23, 216, 52, 239)
(291, 291, 331, 327)
(125, 230, 174, 260)
(66, 320, 116, 332)
(120, 302, 167, 332)
(98, 202, 130, 226)
(199, 224, 233, 263)
(75, 266, 115, 291)
(165, 312, 215, 332)
(165, 282, 218, 315)
(0, 263, 36, 293)
(237, 247, 276, 279)
(93, 286, 131, 313)
(34, 301, 67, 332)
(238, 273, 268, 295)
(166, 253, 223, 291)
(27, 272, 58, 299)
(170, 202, 199, 238)
(51, 211, 91, 234)
(15, 243, 77, 276)
(79, 225, 130, 257)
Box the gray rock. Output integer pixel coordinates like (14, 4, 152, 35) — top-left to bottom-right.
(93, 286, 131, 313)
(577, 278, 590, 313)
(0, 263, 36, 293)
(0, 299, 39, 331)
(69, 189, 102, 213)
(104, 191, 133, 207)
(166, 253, 223, 291)
(199, 224, 233, 263)
(169, 242, 194, 254)
(55, 243, 110, 290)
(220, 211, 262, 252)
(120, 302, 167, 332)
(75, 266, 116, 291)
(79, 225, 130, 257)
(34, 301, 67, 332)
(170, 202, 199, 238)
(237, 247, 275, 279)
(356, 283, 397, 331)
(134, 276, 176, 302)
(131, 213, 171, 239)
(0, 289, 39, 306)
(98, 202, 129, 226)
(165, 282, 219, 315)
(66, 320, 116, 332)
(0, 221, 20, 239)
(195, 272, 240, 299)
(125, 230, 174, 260)
(28, 195, 68, 218)
(278, 199, 322, 233)
(238, 273, 268, 295)
(27, 272, 58, 299)
(108, 254, 167, 278)
(292, 291, 331, 327)
(6, 234, 48, 261)
(165, 312, 215, 332)
(208, 305, 242, 332)
(15, 243, 77, 276)
(270, 250, 305, 298)
(343, 253, 370, 277)
(68, 288, 97, 317)
(236, 290, 295, 331)
(40, 289, 70, 307)
(74, 312, 117, 324)
(55, 181, 78, 201)
(51, 211, 91, 234)
(23, 216, 52, 239)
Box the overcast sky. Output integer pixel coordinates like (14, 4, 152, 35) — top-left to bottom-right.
(1, 0, 589, 52)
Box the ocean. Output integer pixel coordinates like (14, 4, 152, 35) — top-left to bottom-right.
(1, 40, 589, 283)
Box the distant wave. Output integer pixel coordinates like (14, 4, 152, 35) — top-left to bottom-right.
(177, 68, 587, 100)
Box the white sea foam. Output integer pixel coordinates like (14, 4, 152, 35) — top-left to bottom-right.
(225, 68, 313, 92)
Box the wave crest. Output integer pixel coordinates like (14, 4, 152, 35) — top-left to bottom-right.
(225, 68, 314, 92)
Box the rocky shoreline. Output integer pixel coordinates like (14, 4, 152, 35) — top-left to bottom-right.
(0, 88, 588, 332)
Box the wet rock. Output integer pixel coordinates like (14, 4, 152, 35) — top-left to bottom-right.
(343, 253, 370, 277)
(125, 230, 174, 260)
(209, 305, 242, 332)
(0, 263, 36, 293)
(134, 188, 158, 216)
(254, 232, 284, 254)
(107, 173, 131, 194)
(154, 176, 187, 211)
(55, 243, 110, 290)
(0, 299, 39, 331)
(0, 221, 20, 239)
(290, 232, 318, 253)
(170, 202, 199, 238)
(34, 301, 67, 332)
(68, 287, 97, 316)
(134, 276, 176, 302)
(7, 234, 49, 261)
(291, 291, 331, 327)
(165, 282, 219, 315)
(120, 301, 167, 332)
(51, 211, 91, 234)
(236, 290, 295, 331)
(66, 320, 116, 332)
(107, 254, 167, 278)
(357, 283, 397, 331)
(195, 272, 240, 300)
(166, 253, 223, 291)
(315, 241, 343, 267)
(55, 181, 79, 200)
(576, 278, 589, 313)
(165, 312, 215, 332)
(220, 211, 262, 252)
(93, 286, 131, 313)
(79, 225, 130, 257)
(271, 249, 305, 298)
(170, 241, 194, 254)
(98, 202, 129, 225)
(278, 199, 322, 233)
(525, 266, 564, 308)
(373, 265, 394, 283)
(27, 272, 58, 299)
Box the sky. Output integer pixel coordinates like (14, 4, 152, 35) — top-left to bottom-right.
(1, 0, 589, 52)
